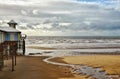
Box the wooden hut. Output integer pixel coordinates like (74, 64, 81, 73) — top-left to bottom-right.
(0, 20, 22, 71)
(0, 27, 21, 42)
(0, 20, 21, 42)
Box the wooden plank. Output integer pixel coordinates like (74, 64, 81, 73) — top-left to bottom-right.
(10, 33, 14, 41)
(14, 33, 18, 41)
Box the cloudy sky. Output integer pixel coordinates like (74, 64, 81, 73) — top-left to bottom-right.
(0, 0, 120, 36)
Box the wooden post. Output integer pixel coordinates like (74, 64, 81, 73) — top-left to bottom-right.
(15, 44, 17, 66)
(15, 52, 16, 66)
(10, 43, 15, 72)
(12, 54, 14, 71)
(6, 45, 9, 60)
(0, 45, 4, 70)
(2, 51, 4, 67)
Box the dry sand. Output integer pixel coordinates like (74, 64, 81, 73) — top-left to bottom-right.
(56, 55, 120, 75)
(0, 56, 84, 79)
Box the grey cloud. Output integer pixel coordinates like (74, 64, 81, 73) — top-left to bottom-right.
(91, 21, 120, 31)
(18, 26, 28, 30)
(0, 0, 120, 36)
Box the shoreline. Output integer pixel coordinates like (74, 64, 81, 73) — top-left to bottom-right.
(26, 47, 120, 55)
(27, 46, 120, 50)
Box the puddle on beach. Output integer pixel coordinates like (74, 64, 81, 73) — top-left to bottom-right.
(43, 56, 120, 79)
(71, 65, 113, 79)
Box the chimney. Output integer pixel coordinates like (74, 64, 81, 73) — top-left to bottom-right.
(7, 20, 17, 29)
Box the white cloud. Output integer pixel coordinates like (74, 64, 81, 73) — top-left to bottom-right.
(21, 10, 28, 15)
(32, 10, 39, 15)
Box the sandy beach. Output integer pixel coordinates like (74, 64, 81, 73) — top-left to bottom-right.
(1, 44, 120, 79)
(0, 56, 86, 79)
(0, 54, 120, 79)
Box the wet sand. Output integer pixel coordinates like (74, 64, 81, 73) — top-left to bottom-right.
(50, 55, 120, 79)
(0, 56, 84, 79)
(27, 46, 56, 50)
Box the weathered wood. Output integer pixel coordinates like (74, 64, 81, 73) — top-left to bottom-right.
(9, 42, 16, 71)
(0, 43, 4, 70)
(0, 41, 18, 71)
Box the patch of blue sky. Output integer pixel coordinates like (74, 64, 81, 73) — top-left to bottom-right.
(76, 0, 100, 2)
(75, 0, 118, 5)
(76, 0, 117, 2)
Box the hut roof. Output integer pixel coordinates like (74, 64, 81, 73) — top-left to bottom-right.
(0, 27, 21, 33)
(7, 20, 17, 25)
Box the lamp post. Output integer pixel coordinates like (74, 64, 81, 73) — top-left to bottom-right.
(21, 34, 27, 55)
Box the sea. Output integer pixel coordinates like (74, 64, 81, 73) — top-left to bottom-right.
(25, 36, 120, 55)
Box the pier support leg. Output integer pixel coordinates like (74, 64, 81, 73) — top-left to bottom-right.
(12, 53, 14, 71)
(15, 51, 16, 66)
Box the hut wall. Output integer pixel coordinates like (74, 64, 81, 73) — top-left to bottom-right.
(2, 32, 5, 43)
(5, 33, 21, 41)
(0, 31, 5, 43)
